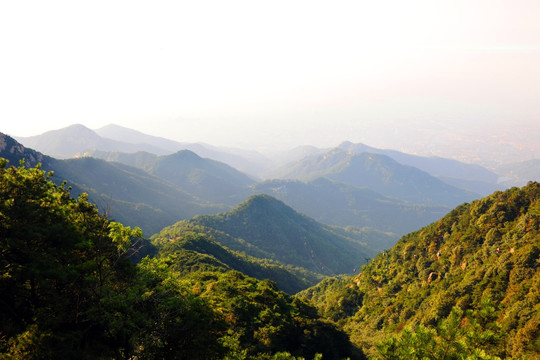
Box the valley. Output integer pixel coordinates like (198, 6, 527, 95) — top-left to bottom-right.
(1, 124, 538, 359)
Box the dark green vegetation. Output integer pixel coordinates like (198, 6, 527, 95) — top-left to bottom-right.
(299, 182, 540, 359)
(4, 125, 539, 359)
(82, 148, 255, 204)
(154, 231, 322, 294)
(1, 133, 227, 235)
(155, 195, 376, 277)
(0, 160, 361, 359)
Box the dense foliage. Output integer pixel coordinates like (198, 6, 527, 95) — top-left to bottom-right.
(154, 231, 323, 294)
(0, 160, 358, 359)
(2, 148, 539, 360)
(0, 159, 153, 358)
(298, 182, 540, 359)
(0, 132, 227, 236)
(159, 194, 374, 276)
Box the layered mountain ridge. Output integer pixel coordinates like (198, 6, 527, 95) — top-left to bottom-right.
(152, 194, 380, 277)
(2, 124, 539, 359)
(272, 148, 478, 207)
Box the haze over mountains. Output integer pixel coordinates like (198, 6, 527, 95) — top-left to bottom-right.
(2, 123, 539, 359)
(17, 124, 270, 176)
(153, 195, 380, 279)
(7, 123, 539, 241)
(270, 149, 477, 207)
(3, 0, 540, 356)
(15, 123, 538, 190)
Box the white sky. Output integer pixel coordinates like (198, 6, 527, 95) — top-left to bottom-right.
(1, 0, 539, 150)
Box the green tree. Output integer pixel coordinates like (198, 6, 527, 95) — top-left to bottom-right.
(0, 160, 227, 359)
(375, 298, 503, 360)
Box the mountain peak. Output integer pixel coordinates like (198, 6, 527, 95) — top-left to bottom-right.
(53, 124, 97, 136)
(170, 149, 202, 160)
(182, 193, 373, 276)
(96, 124, 157, 143)
(338, 140, 354, 147)
(338, 141, 377, 153)
(233, 194, 291, 217)
(0, 132, 49, 167)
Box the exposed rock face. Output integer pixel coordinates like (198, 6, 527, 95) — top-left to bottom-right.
(0, 132, 47, 166)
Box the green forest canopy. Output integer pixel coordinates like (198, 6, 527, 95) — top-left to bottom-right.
(0, 159, 360, 359)
(1, 159, 538, 359)
(298, 182, 540, 359)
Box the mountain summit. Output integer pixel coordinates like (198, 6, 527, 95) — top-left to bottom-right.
(15, 124, 167, 158)
(273, 148, 477, 206)
(156, 194, 375, 276)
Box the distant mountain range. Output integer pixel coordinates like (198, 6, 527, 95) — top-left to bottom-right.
(271, 148, 478, 207)
(16, 123, 526, 192)
(16, 124, 169, 158)
(80, 149, 255, 204)
(78, 147, 450, 236)
(6, 123, 539, 239)
(338, 141, 502, 195)
(496, 158, 540, 188)
(250, 178, 448, 236)
(16, 124, 270, 176)
(0, 132, 226, 236)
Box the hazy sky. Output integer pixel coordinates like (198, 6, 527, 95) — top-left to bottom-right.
(1, 0, 539, 151)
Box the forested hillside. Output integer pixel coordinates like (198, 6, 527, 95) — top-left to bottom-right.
(0, 133, 227, 235)
(81, 149, 255, 204)
(298, 182, 540, 359)
(2, 128, 539, 359)
(155, 195, 376, 276)
(152, 231, 323, 294)
(0, 160, 362, 359)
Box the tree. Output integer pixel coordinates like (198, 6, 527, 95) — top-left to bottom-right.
(375, 298, 504, 360)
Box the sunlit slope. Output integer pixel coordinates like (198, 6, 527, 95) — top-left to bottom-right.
(298, 182, 540, 359)
(150, 231, 323, 294)
(156, 194, 377, 276)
